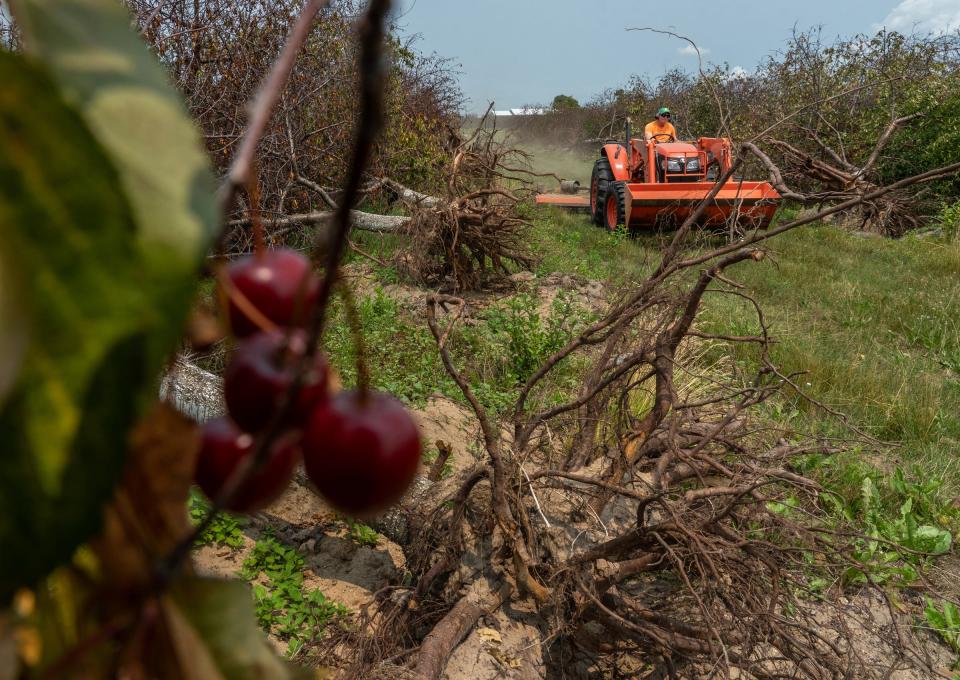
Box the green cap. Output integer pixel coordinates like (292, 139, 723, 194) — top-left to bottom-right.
(657, 106, 671, 115)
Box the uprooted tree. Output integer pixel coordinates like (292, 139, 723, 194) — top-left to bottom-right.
(225, 114, 541, 291)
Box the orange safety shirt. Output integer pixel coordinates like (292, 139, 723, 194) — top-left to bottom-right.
(644, 119, 677, 140)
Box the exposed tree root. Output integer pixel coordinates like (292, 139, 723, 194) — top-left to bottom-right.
(744, 113, 930, 235)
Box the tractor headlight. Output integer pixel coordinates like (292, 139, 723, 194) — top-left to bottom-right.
(666, 158, 683, 173)
(686, 157, 701, 172)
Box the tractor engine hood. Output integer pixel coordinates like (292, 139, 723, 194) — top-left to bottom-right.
(654, 142, 699, 157)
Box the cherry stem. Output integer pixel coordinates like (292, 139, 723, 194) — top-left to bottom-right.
(248, 158, 265, 257)
(337, 283, 370, 400)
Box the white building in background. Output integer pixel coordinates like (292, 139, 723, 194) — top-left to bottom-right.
(494, 107, 548, 117)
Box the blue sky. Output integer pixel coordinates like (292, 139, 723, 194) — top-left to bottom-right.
(394, 0, 960, 112)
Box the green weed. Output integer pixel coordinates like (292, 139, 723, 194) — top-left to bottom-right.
(188, 489, 245, 550)
(482, 292, 586, 385)
(843, 477, 951, 586)
(242, 535, 348, 657)
(344, 519, 379, 547)
(322, 283, 592, 418)
(799, 457, 956, 586)
(936, 200, 960, 242)
(324, 289, 456, 406)
(924, 597, 960, 666)
(451, 290, 593, 415)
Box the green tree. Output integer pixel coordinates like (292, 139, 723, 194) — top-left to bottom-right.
(552, 93, 580, 110)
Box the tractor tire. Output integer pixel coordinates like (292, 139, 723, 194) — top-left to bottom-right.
(590, 157, 614, 226)
(603, 180, 627, 232)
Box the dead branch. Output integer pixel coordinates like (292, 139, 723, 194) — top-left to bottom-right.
(414, 582, 508, 680)
(744, 112, 930, 234)
(372, 176, 441, 208)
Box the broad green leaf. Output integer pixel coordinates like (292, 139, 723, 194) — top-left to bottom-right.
(1, 0, 217, 598)
(914, 525, 952, 554)
(9, 0, 218, 370)
(169, 577, 315, 680)
(161, 595, 229, 680)
(925, 598, 947, 630)
(945, 601, 960, 629)
(0, 53, 150, 600)
(9, 0, 218, 280)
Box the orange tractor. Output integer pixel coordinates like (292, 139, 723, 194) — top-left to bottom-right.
(536, 120, 780, 231)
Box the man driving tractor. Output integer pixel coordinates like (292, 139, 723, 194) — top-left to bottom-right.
(644, 106, 677, 142)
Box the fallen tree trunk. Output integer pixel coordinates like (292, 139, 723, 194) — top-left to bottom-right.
(227, 209, 410, 233)
(414, 598, 483, 680)
(373, 176, 441, 208)
(159, 357, 224, 423)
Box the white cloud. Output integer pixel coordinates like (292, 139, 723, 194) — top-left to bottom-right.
(878, 0, 960, 34)
(728, 66, 749, 80)
(677, 44, 709, 57)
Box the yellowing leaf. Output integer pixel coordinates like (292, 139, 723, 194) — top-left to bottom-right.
(0, 53, 143, 601)
(477, 627, 502, 644)
(1, 0, 217, 598)
(91, 403, 199, 590)
(161, 597, 228, 680)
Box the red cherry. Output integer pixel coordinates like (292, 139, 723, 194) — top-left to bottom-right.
(223, 330, 330, 433)
(303, 391, 421, 517)
(195, 417, 301, 513)
(226, 249, 319, 337)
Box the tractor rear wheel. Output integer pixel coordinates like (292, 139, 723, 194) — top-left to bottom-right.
(603, 181, 626, 232)
(590, 157, 614, 226)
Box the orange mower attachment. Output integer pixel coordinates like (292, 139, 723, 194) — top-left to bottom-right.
(535, 179, 590, 211)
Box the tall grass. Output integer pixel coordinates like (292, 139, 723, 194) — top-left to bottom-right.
(702, 225, 960, 485)
(530, 206, 960, 490)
